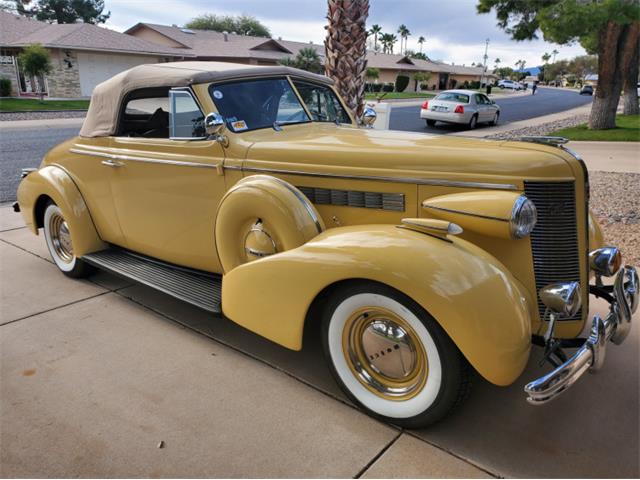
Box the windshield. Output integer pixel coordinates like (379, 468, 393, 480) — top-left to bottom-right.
(209, 78, 310, 132)
(435, 92, 470, 103)
(292, 80, 351, 124)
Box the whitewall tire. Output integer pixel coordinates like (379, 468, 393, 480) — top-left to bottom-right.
(43, 203, 92, 278)
(321, 282, 471, 428)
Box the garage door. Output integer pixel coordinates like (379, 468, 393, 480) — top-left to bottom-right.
(78, 53, 160, 97)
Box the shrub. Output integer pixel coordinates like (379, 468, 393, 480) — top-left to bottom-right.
(462, 80, 470, 89)
(365, 82, 383, 92)
(0, 76, 11, 97)
(382, 83, 394, 92)
(469, 80, 481, 89)
(395, 74, 410, 92)
(420, 82, 430, 90)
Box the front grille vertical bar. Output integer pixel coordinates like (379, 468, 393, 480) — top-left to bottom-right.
(525, 181, 582, 321)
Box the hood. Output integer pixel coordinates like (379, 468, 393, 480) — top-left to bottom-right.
(241, 123, 576, 183)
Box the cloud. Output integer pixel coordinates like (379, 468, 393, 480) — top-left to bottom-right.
(103, 0, 587, 67)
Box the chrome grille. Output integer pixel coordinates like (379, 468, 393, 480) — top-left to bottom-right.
(524, 181, 582, 321)
(297, 186, 405, 212)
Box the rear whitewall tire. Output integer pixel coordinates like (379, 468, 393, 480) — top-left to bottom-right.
(43, 203, 92, 278)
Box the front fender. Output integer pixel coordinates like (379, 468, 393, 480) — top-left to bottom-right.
(16, 165, 106, 256)
(222, 224, 533, 386)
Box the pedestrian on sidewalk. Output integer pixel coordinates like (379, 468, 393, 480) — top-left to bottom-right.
(532, 83, 538, 95)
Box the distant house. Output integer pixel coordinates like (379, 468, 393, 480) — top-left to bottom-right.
(127, 23, 494, 92)
(0, 12, 190, 98)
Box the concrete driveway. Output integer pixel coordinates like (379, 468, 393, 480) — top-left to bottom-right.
(1, 206, 638, 478)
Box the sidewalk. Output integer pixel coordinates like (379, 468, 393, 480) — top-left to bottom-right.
(1, 205, 638, 478)
(0, 116, 85, 130)
(569, 141, 639, 173)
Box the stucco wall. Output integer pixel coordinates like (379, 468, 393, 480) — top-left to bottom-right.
(47, 49, 81, 98)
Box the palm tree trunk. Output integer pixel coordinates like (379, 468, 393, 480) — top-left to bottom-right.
(589, 21, 626, 129)
(326, 0, 370, 119)
(621, 22, 639, 115)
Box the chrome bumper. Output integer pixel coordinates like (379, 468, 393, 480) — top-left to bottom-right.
(525, 266, 638, 404)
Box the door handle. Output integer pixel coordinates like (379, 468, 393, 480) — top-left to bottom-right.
(101, 159, 123, 168)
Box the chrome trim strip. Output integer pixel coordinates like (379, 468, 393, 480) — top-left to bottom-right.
(70, 148, 218, 169)
(422, 204, 509, 222)
(268, 175, 324, 234)
(230, 166, 518, 190)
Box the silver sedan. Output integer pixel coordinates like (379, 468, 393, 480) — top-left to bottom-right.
(420, 89, 500, 129)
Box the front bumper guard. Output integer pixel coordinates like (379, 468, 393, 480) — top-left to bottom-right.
(525, 266, 638, 405)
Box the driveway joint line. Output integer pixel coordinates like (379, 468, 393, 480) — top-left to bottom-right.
(0, 291, 111, 327)
(0, 236, 53, 264)
(113, 288, 398, 421)
(353, 429, 403, 479)
(0, 226, 27, 233)
(403, 429, 502, 478)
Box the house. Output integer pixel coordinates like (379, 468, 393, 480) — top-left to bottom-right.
(0, 11, 191, 98)
(127, 23, 493, 92)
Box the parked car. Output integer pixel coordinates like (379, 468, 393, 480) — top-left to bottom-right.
(498, 79, 524, 90)
(580, 85, 594, 95)
(420, 90, 500, 129)
(14, 62, 637, 428)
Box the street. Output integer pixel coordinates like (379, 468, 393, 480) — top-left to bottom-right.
(390, 86, 592, 132)
(0, 87, 591, 203)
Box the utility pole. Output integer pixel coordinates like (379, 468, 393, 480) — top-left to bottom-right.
(480, 38, 489, 87)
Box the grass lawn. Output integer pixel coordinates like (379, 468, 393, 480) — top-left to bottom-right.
(365, 92, 435, 100)
(0, 98, 90, 112)
(550, 114, 640, 141)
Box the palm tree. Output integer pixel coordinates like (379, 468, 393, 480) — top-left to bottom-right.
(552, 49, 559, 63)
(296, 47, 323, 74)
(542, 52, 551, 64)
(397, 24, 410, 54)
(369, 24, 382, 52)
(388, 33, 398, 54)
(325, 0, 369, 118)
(417, 35, 426, 53)
(494, 57, 501, 70)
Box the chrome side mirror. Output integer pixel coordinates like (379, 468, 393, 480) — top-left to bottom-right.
(204, 112, 226, 136)
(361, 106, 377, 128)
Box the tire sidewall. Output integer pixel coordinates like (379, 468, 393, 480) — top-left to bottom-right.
(43, 203, 76, 273)
(321, 283, 463, 427)
(468, 114, 478, 129)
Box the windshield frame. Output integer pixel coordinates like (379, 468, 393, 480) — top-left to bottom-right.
(289, 78, 354, 125)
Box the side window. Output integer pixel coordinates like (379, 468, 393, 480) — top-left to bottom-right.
(169, 89, 205, 139)
(292, 80, 352, 124)
(475, 94, 486, 105)
(119, 92, 170, 138)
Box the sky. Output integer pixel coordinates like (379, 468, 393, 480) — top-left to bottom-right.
(103, 0, 588, 69)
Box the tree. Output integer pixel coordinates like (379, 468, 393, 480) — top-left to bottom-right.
(413, 71, 431, 91)
(621, 23, 639, 115)
(380, 33, 398, 54)
(397, 24, 410, 54)
(18, 43, 52, 101)
(16, 0, 110, 24)
(365, 67, 379, 91)
(418, 36, 426, 53)
(477, 0, 640, 129)
(495, 66, 514, 79)
(542, 52, 551, 64)
(325, 0, 369, 118)
(493, 57, 501, 69)
(185, 14, 271, 37)
(369, 24, 382, 51)
(567, 54, 598, 83)
(408, 51, 428, 61)
(280, 47, 323, 74)
(551, 49, 559, 63)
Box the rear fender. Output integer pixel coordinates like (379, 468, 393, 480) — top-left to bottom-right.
(16, 165, 106, 256)
(222, 224, 533, 386)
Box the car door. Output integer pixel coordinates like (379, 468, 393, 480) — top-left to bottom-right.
(474, 94, 489, 121)
(108, 87, 227, 273)
(479, 93, 497, 121)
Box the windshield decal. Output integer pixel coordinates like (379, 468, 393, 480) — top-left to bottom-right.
(230, 120, 248, 132)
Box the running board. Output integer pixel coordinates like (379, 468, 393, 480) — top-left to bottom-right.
(82, 248, 222, 313)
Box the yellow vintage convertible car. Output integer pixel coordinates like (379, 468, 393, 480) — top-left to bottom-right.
(14, 62, 637, 427)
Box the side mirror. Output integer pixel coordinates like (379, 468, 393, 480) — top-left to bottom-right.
(361, 106, 377, 128)
(204, 112, 225, 136)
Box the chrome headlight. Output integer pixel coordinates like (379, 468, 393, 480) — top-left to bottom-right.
(539, 281, 582, 318)
(589, 246, 622, 277)
(510, 195, 537, 239)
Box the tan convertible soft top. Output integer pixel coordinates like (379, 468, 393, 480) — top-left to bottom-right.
(79, 61, 333, 138)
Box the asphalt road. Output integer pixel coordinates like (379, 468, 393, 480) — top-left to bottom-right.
(390, 86, 593, 133)
(0, 87, 592, 203)
(1, 126, 80, 203)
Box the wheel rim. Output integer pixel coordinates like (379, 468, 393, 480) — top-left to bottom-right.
(48, 212, 74, 263)
(342, 307, 428, 401)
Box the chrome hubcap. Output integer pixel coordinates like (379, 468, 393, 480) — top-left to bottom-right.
(49, 212, 73, 263)
(343, 307, 428, 401)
